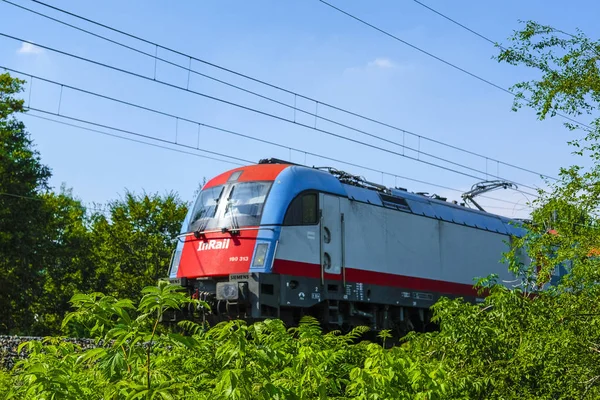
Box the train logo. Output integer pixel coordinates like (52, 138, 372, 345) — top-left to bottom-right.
(197, 239, 231, 251)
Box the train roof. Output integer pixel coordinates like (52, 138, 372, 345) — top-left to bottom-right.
(257, 158, 527, 237)
(205, 158, 527, 237)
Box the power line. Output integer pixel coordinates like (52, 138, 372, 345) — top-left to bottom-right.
(318, 0, 593, 131)
(22, 113, 246, 167)
(0, 39, 543, 196)
(319, 0, 513, 94)
(28, 110, 532, 212)
(412, 0, 596, 76)
(29, 106, 489, 199)
(19, 96, 533, 212)
(3, 63, 541, 199)
(0, 191, 111, 214)
(485, 204, 530, 211)
(23, 107, 254, 166)
(411, 3, 599, 75)
(412, 1, 584, 52)
(27, 110, 458, 194)
(0, 192, 44, 201)
(0, 0, 558, 182)
(411, 0, 500, 48)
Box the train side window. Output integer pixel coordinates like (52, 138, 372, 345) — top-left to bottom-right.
(301, 194, 318, 224)
(284, 193, 318, 225)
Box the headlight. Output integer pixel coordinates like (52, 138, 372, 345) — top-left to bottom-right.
(216, 282, 239, 300)
(252, 243, 269, 267)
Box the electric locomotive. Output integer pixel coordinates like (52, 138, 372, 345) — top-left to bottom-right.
(166, 158, 530, 333)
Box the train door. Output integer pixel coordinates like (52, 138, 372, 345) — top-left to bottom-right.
(320, 194, 342, 275)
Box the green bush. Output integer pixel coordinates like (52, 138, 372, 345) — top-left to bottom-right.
(3, 282, 450, 399)
(0, 369, 12, 399)
(4, 280, 600, 399)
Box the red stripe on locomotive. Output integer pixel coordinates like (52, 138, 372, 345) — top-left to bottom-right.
(273, 259, 478, 297)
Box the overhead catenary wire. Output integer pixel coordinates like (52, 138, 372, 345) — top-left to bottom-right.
(23, 113, 246, 167)
(24, 106, 254, 166)
(0, 39, 543, 196)
(24, 110, 453, 192)
(2, 63, 541, 200)
(411, 1, 587, 52)
(318, 0, 593, 132)
(0, 35, 542, 195)
(319, 0, 512, 95)
(411, 0, 501, 48)
(411, 2, 600, 72)
(0, 0, 558, 182)
(0, 191, 111, 215)
(29, 105, 494, 199)
(0, 192, 44, 201)
(22, 111, 533, 212)
(484, 204, 530, 211)
(16, 85, 534, 212)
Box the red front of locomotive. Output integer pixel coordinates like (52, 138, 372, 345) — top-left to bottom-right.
(169, 163, 288, 281)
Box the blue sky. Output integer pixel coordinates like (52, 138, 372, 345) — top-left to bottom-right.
(2, 0, 598, 218)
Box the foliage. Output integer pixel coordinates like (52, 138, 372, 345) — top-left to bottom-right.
(0, 73, 96, 335)
(412, 286, 600, 399)
(0, 284, 453, 399)
(486, 19, 600, 397)
(87, 191, 188, 302)
(5, 281, 600, 399)
(0, 72, 52, 333)
(0, 369, 11, 396)
(29, 186, 95, 335)
(495, 21, 600, 291)
(0, 73, 189, 335)
(496, 21, 600, 127)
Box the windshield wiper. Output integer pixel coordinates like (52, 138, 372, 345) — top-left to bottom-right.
(175, 226, 274, 241)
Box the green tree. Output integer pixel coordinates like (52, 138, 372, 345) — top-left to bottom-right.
(494, 21, 600, 291)
(31, 186, 95, 335)
(89, 190, 188, 301)
(0, 73, 190, 334)
(0, 72, 52, 333)
(396, 20, 600, 398)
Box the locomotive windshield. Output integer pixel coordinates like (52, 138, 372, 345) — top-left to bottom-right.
(188, 181, 272, 232)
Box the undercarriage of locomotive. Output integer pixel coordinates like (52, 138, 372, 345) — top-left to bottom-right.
(162, 276, 253, 326)
(163, 272, 469, 341)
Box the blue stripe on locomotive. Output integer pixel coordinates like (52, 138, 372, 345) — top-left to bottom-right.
(259, 164, 525, 238)
(250, 166, 347, 273)
(260, 166, 347, 225)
